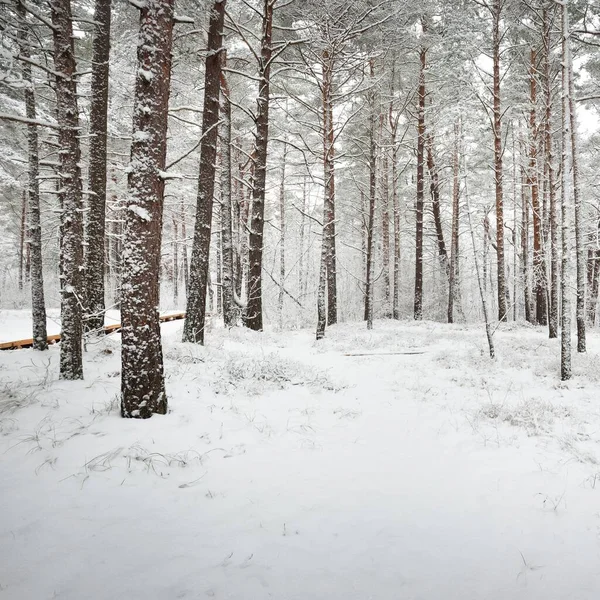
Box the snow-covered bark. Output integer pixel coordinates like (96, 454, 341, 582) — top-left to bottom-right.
(17, 1, 48, 351)
(120, 0, 175, 417)
(448, 122, 461, 324)
(528, 48, 547, 326)
(560, 1, 572, 381)
(51, 0, 84, 379)
(183, 0, 226, 344)
(414, 33, 426, 321)
(245, 0, 274, 332)
(492, 0, 507, 322)
(84, 0, 111, 334)
(568, 43, 586, 353)
(542, 4, 559, 339)
(322, 49, 338, 327)
(219, 55, 235, 328)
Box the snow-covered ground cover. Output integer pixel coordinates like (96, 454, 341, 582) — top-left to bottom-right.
(1, 313, 600, 599)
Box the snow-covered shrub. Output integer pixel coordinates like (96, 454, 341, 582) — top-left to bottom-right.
(478, 398, 571, 436)
(215, 353, 339, 395)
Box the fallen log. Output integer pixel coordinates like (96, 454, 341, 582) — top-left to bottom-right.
(0, 312, 187, 351)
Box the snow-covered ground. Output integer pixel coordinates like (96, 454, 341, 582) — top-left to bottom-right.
(1, 313, 600, 599)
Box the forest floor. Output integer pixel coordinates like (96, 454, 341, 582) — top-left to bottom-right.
(1, 312, 600, 599)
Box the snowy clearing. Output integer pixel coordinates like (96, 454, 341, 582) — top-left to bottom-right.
(1, 315, 600, 599)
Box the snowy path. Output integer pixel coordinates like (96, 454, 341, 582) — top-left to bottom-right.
(1, 315, 600, 599)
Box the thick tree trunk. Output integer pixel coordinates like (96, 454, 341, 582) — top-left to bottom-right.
(560, 2, 571, 380)
(492, 0, 507, 321)
(84, 0, 111, 334)
(414, 37, 426, 321)
(246, 0, 273, 331)
(51, 0, 84, 380)
(120, 0, 174, 417)
(448, 122, 461, 323)
(220, 59, 235, 327)
(183, 0, 226, 343)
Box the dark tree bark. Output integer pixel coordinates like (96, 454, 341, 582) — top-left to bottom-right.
(120, 0, 175, 418)
(426, 134, 448, 275)
(183, 0, 226, 344)
(365, 59, 377, 330)
(84, 0, 111, 334)
(220, 56, 235, 327)
(246, 0, 273, 331)
(322, 48, 338, 326)
(51, 0, 84, 380)
(414, 32, 426, 321)
(492, 0, 507, 322)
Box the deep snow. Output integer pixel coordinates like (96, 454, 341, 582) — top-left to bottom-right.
(1, 313, 600, 599)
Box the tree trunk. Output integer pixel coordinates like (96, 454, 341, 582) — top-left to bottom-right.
(381, 131, 391, 310)
(172, 217, 178, 304)
(542, 5, 559, 338)
(18, 0, 48, 351)
(19, 190, 26, 292)
(322, 49, 338, 326)
(84, 0, 111, 334)
(426, 134, 448, 275)
(414, 34, 426, 321)
(492, 0, 507, 322)
(246, 0, 273, 331)
(392, 135, 401, 321)
(560, 2, 571, 380)
(528, 48, 547, 326)
(448, 121, 461, 323)
(365, 59, 377, 330)
(278, 141, 287, 328)
(568, 44, 586, 352)
(120, 0, 174, 417)
(298, 175, 307, 299)
(521, 160, 533, 324)
(220, 57, 235, 327)
(51, 0, 84, 380)
(183, 0, 226, 343)
(181, 200, 189, 294)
